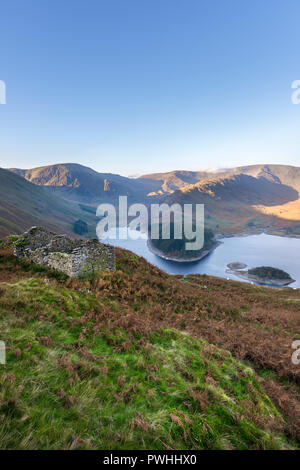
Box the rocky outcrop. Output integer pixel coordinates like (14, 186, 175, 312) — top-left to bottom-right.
(14, 227, 115, 277)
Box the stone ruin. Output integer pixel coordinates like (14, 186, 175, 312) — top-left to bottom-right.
(13, 226, 115, 277)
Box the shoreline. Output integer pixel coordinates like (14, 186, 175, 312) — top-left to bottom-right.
(226, 268, 296, 287)
(103, 229, 299, 289)
(147, 239, 222, 263)
(216, 229, 300, 240)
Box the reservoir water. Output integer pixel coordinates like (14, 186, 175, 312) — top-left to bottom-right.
(102, 229, 300, 288)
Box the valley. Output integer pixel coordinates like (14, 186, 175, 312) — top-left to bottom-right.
(5, 163, 299, 240)
(2, 0, 299, 454)
(1, 162, 300, 285)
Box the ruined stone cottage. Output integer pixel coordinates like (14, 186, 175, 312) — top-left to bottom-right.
(14, 226, 115, 277)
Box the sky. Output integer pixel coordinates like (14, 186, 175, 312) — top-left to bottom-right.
(0, 0, 300, 176)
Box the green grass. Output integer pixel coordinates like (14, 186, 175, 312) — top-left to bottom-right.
(0, 168, 97, 238)
(0, 278, 296, 450)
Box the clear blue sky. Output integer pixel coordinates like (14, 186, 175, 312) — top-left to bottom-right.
(0, 0, 300, 175)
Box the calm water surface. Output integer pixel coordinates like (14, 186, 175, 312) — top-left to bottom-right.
(103, 229, 300, 288)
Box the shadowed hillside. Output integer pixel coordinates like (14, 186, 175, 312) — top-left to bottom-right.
(163, 173, 299, 234)
(141, 165, 300, 235)
(231, 165, 300, 192)
(172, 174, 298, 206)
(0, 168, 96, 237)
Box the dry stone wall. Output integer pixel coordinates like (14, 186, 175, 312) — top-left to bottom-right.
(14, 227, 115, 277)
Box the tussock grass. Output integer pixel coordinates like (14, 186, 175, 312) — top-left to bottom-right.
(0, 246, 299, 449)
(0, 276, 297, 449)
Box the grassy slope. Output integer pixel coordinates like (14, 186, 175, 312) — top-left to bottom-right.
(0, 169, 97, 238)
(0, 244, 299, 449)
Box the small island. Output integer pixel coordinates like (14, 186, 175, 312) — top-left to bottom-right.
(148, 223, 220, 263)
(226, 263, 295, 287)
(227, 262, 247, 270)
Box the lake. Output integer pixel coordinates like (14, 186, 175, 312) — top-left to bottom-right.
(102, 229, 300, 288)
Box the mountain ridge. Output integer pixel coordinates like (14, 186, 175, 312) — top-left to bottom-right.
(5, 163, 300, 237)
(10, 162, 300, 196)
(9, 163, 160, 203)
(141, 164, 300, 194)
